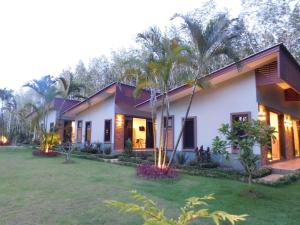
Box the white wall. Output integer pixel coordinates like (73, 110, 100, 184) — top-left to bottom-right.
(44, 110, 57, 132)
(156, 72, 260, 154)
(74, 96, 115, 144)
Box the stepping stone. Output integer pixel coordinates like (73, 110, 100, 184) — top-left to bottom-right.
(258, 174, 285, 183)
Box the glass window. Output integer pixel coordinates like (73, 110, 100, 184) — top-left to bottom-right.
(183, 118, 196, 149)
(104, 120, 111, 142)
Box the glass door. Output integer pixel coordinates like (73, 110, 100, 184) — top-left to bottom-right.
(269, 112, 281, 160)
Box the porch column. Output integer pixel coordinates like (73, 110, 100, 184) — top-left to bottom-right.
(114, 114, 124, 151)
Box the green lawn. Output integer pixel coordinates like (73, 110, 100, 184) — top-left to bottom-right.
(0, 147, 299, 225)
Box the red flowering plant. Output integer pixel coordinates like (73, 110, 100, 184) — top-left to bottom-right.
(136, 163, 179, 180)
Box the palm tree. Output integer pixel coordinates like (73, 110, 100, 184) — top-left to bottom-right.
(128, 27, 190, 168)
(0, 88, 16, 143)
(24, 75, 61, 150)
(56, 72, 86, 118)
(168, 12, 242, 165)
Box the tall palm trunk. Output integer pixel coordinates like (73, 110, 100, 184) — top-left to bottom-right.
(157, 93, 166, 168)
(150, 91, 157, 166)
(162, 93, 170, 167)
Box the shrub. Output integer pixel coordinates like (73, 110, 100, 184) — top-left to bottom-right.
(136, 164, 178, 180)
(253, 166, 272, 178)
(134, 151, 152, 160)
(195, 146, 211, 163)
(81, 144, 98, 154)
(176, 152, 188, 165)
(118, 155, 143, 164)
(104, 146, 112, 155)
(105, 191, 247, 225)
(124, 139, 133, 157)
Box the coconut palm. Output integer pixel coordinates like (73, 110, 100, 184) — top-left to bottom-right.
(56, 72, 86, 119)
(24, 75, 61, 149)
(168, 12, 242, 165)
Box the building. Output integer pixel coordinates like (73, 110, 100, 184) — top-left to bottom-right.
(63, 83, 154, 151)
(137, 43, 300, 168)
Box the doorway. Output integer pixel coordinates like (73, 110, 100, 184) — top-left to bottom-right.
(269, 112, 281, 160)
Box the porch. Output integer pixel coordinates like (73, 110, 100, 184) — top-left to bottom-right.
(271, 158, 300, 172)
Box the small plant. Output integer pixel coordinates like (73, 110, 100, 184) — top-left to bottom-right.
(40, 131, 60, 152)
(104, 146, 112, 155)
(105, 191, 247, 225)
(124, 139, 133, 157)
(176, 152, 188, 165)
(136, 164, 178, 180)
(94, 142, 102, 152)
(195, 146, 211, 163)
(212, 120, 275, 187)
(82, 144, 98, 154)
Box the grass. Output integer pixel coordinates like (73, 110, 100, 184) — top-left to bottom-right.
(0, 147, 299, 225)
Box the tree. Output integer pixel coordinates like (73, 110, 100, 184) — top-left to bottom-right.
(240, 0, 300, 63)
(0, 88, 16, 143)
(105, 190, 247, 225)
(212, 120, 275, 187)
(168, 12, 243, 165)
(128, 26, 190, 168)
(23, 75, 61, 151)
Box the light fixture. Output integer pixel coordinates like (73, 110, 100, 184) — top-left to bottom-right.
(258, 105, 266, 121)
(284, 115, 292, 128)
(116, 114, 124, 127)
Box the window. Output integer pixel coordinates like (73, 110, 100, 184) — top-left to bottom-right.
(85, 122, 92, 144)
(231, 112, 251, 153)
(183, 117, 196, 149)
(77, 121, 82, 143)
(104, 120, 112, 142)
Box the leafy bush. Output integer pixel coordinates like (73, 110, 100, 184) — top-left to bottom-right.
(176, 152, 188, 165)
(104, 146, 112, 155)
(105, 191, 247, 225)
(136, 164, 178, 180)
(124, 139, 133, 157)
(134, 151, 152, 160)
(195, 145, 211, 163)
(40, 131, 60, 152)
(212, 120, 275, 186)
(118, 155, 143, 164)
(253, 166, 272, 178)
(81, 144, 98, 154)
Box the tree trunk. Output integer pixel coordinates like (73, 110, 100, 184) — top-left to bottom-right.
(157, 93, 166, 167)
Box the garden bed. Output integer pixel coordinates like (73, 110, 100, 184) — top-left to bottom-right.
(32, 150, 59, 157)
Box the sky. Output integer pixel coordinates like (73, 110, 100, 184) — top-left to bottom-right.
(0, 0, 241, 91)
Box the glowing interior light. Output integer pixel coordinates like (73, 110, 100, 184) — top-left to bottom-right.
(0, 136, 7, 144)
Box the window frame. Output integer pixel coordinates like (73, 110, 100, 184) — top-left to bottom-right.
(182, 116, 197, 151)
(104, 119, 112, 143)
